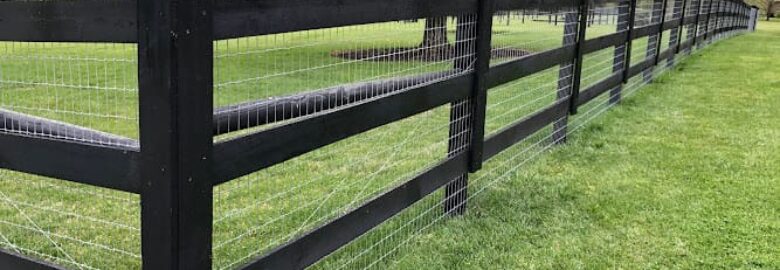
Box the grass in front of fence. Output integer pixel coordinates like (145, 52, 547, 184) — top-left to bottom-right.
(378, 20, 780, 269)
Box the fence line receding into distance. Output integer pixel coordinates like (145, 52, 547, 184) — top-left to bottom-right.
(0, 0, 758, 269)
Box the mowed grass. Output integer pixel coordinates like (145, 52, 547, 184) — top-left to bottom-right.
(0, 12, 734, 270)
(374, 21, 780, 269)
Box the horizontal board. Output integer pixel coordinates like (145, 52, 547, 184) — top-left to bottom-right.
(213, 0, 477, 39)
(583, 32, 628, 54)
(679, 37, 694, 51)
(483, 98, 570, 160)
(0, 0, 136, 42)
(213, 74, 473, 184)
(213, 0, 581, 40)
(1, 108, 138, 148)
(627, 58, 655, 79)
(683, 15, 698, 24)
(0, 0, 743, 43)
(486, 45, 576, 88)
(631, 24, 657, 39)
(0, 134, 140, 193)
(631, 20, 685, 40)
(658, 47, 674, 62)
(0, 249, 64, 270)
(494, 0, 579, 11)
(212, 71, 458, 135)
(240, 153, 469, 270)
(577, 72, 623, 107)
(663, 18, 683, 30)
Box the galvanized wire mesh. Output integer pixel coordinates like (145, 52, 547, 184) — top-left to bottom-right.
(0, 42, 138, 147)
(0, 170, 141, 269)
(490, 9, 576, 65)
(0, 0, 749, 268)
(213, 17, 475, 138)
(212, 14, 478, 269)
(314, 7, 580, 270)
(487, 9, 575, 135)
(0, 35, 140, 270)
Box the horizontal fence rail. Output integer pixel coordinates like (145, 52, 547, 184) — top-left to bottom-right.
(0, 0, 137, 42)
(0, 0, 758, 269)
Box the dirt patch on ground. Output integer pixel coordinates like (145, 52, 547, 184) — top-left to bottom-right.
(331, 46, 532, 62)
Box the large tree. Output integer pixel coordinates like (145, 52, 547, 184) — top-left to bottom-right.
(748, 0, 778, 20)
(332, 16, 524, 62)
(767, 0, 778, 20)
(421, 17, 449, 48)
(420, 16, 451, 60)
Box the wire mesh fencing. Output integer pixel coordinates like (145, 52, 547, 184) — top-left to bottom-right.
(0, 170, 141, 269)
(0, 42, 138, 147)
(0, 26, 141, 270)
(211, 13, 479, 270)
(0, 0, 757, 269)
(212, 17, 475, 139)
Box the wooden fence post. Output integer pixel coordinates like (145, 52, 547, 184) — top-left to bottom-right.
(739, 3, 744, 31)
(709, 0, 720, 43)
(698, 0, 715, 49)
(569, 0, 591, 114)
(622, 0, 639, 83)
(445, 0, 494, 216)
(653, 0, 670, 65)
(644, 0, 665, 83)
(138, 0, 214, 268)
(732, 2, 737, 32)
(675, 0, 690, 54)
(736, 3, 741, 31)
(712, 0, 722, 40)
(689, 0, 703, 52)
(741, 4, 745, 30)
(610, 0, 631, 104)
(731, 2, 737, 34)
(553, 10, 579, 144)
(723, 1, 729, 37)
(748, 6, 756, 31)
(667, 0, 685, 67)
(724, 1, 730, 37)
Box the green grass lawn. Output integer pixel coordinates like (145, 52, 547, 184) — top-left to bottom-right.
(362, 20, 780, 269)
(0, 13, 770, 270)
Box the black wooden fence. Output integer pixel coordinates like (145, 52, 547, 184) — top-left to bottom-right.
(0, 0, 758, 269)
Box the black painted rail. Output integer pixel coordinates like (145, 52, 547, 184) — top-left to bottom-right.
(0, 0, 757, 269)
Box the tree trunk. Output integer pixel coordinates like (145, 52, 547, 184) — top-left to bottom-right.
(421, 17, 451, 60)
(422, 17, 449, 47)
